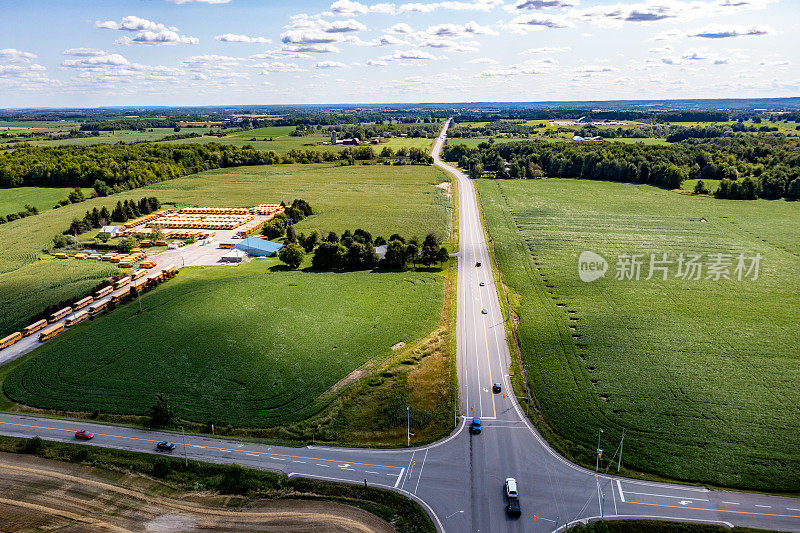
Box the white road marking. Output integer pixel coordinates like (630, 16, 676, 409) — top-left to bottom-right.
(292, 460, 306, 464)
(755, 505, 771, 508)
(787, 508, 800, 511)
(246, 453, 259, 456)
(365, 471, 380, 475)
(270, 457, 285, 461)
(617, 479, 626, 502)
(394, 467, 406, 489)
(316, 464, 330, 468)
(722, 501, 740, 505)
(625, 490, 709, 502)
(414, 448, 429, 495)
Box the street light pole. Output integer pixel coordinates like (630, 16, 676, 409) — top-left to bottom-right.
(595, 428, 603, 472)
(618, 428, 625, 472)
(407, 406, 410, 446)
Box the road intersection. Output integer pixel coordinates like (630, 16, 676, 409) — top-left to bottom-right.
(0, 121, 798, 532)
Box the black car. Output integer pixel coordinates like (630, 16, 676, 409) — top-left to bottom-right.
(156, 441, 176, 451)
(475, 261, 481, 267)
(493, 383, 502, 393)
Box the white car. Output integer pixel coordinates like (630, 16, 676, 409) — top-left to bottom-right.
(505, 478, 518, 499)
(479, 281, 485, 286)
(481, 308, 488, 314)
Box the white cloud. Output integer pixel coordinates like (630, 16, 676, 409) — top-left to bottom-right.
(330, 0, 396, 15)
(504, 13, 574, 33)
(254, 61, 306, 72)
(378, 49, 443, 61)
(374, 35, 408, 46)
(95, 15, 176, 32)
(520, 46, 570, 54)
(0, 48, 37, 63)
(688, 24, 771, 38)
(399, 0, 503, 13)
(367, 59, 389, 66)
(62, 48, 107, 57)
(62, 54, 132, 69)
(467, 57, 498, 64)
(316, 60, 349, 68)
(215, 33, 272, 44)
(388, 23, 414, 34)
(509, 0, 579, 9)
(282, 43, 341, 53)
(96, 16, 198, 46)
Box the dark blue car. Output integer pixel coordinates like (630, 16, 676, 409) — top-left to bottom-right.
(471, 418, 482, 434)
(156, 441, 175, 451)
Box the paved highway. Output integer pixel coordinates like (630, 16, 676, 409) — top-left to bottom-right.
(1, 120, 799, 532)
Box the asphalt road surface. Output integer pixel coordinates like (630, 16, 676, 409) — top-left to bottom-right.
(1, 121, 799, 532)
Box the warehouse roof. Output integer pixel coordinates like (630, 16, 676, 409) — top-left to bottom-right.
(234, 236, 283, 256)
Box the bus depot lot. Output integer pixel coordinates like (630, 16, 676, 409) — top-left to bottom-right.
(0, 232, 248, 369)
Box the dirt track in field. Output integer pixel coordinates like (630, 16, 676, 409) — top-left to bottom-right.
(0, 452, 393, 533)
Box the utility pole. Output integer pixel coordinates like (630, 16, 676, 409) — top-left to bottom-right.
(182, 426, 187, 467)
(137, 289, 142, 313)
(595, 428, 603, 472)
(407, 406, 410, 447)
(617, 428, 625, 472)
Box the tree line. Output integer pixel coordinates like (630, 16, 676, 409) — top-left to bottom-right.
(443, 136, 800, 200)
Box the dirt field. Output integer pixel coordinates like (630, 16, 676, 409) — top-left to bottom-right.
(0, 452, 393, 533)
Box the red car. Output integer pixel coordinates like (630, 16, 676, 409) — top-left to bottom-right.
(74, 429, 94, 440)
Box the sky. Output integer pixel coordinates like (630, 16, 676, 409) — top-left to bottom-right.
(0, 0, 797, 107)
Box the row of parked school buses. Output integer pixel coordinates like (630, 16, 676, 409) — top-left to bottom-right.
(0, 264, 179, 350)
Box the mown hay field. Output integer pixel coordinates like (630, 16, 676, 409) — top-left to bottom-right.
(478, 177, 800, 490)
(4, 260, 443, 427)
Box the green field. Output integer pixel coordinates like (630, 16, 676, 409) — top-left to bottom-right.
(0, 163, 450, 338)
(0, 187, 91, 216)
(4, 260, 443, 427)
(478, 178, 800, 490)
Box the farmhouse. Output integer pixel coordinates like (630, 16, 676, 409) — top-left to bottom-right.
(98, 225, 119, 237)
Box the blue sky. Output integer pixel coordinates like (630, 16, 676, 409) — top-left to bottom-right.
(1, 0, 797, 107)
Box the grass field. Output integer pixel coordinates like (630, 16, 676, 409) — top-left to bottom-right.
(0, 163, 451, 337)
(4, 260, 443, 427)
(478, 177, 800, 490)
(0, 187, 91, 216)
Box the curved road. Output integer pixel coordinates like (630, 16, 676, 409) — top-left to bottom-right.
(1, 120, 799, 532)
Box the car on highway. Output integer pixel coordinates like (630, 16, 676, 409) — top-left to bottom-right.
(475, 261, 481, 267)
(74, 429, 94, 440)
(479, 281, 485, 286)
(505, 478, 518, 498)
(156, 441, 176, 451)
(481, 308, 488, 314)
(493, 383, 502, 393)
(470, 417, 482, 434)
(505, 478, 521, 517)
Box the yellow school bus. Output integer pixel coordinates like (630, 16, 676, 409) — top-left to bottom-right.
(65, 310, 89, 327)
(130, 278, 147, 292)
(132, 269, 147, 281)
(49, 306, 73, 323)
(162, 264, 177, 276)
(54, 253, 68, 259)
(23, 319, 48, 337)
(39, 323, 65, 342)
(73, 296, 94, 310)
(114, 276, 131, 289)
(139, 260, 156, 269)
(0, 332, 22, 350)
(94, 285, 113, 299)
(89, 300, 108, 315)
(111, 288, 130, 303)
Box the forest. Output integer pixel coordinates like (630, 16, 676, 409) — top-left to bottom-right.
(443, 136, 800, 200)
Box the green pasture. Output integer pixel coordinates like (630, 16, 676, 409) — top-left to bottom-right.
(478, 177, 800, 490)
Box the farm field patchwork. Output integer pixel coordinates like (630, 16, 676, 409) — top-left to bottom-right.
(477, 177, 800, 490)
(3, 260, 444, 427)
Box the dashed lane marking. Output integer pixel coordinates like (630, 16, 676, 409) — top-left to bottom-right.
(628, 500, 800, 520)
(0, 421, 403, 472)
(625, 490, 709, 502)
